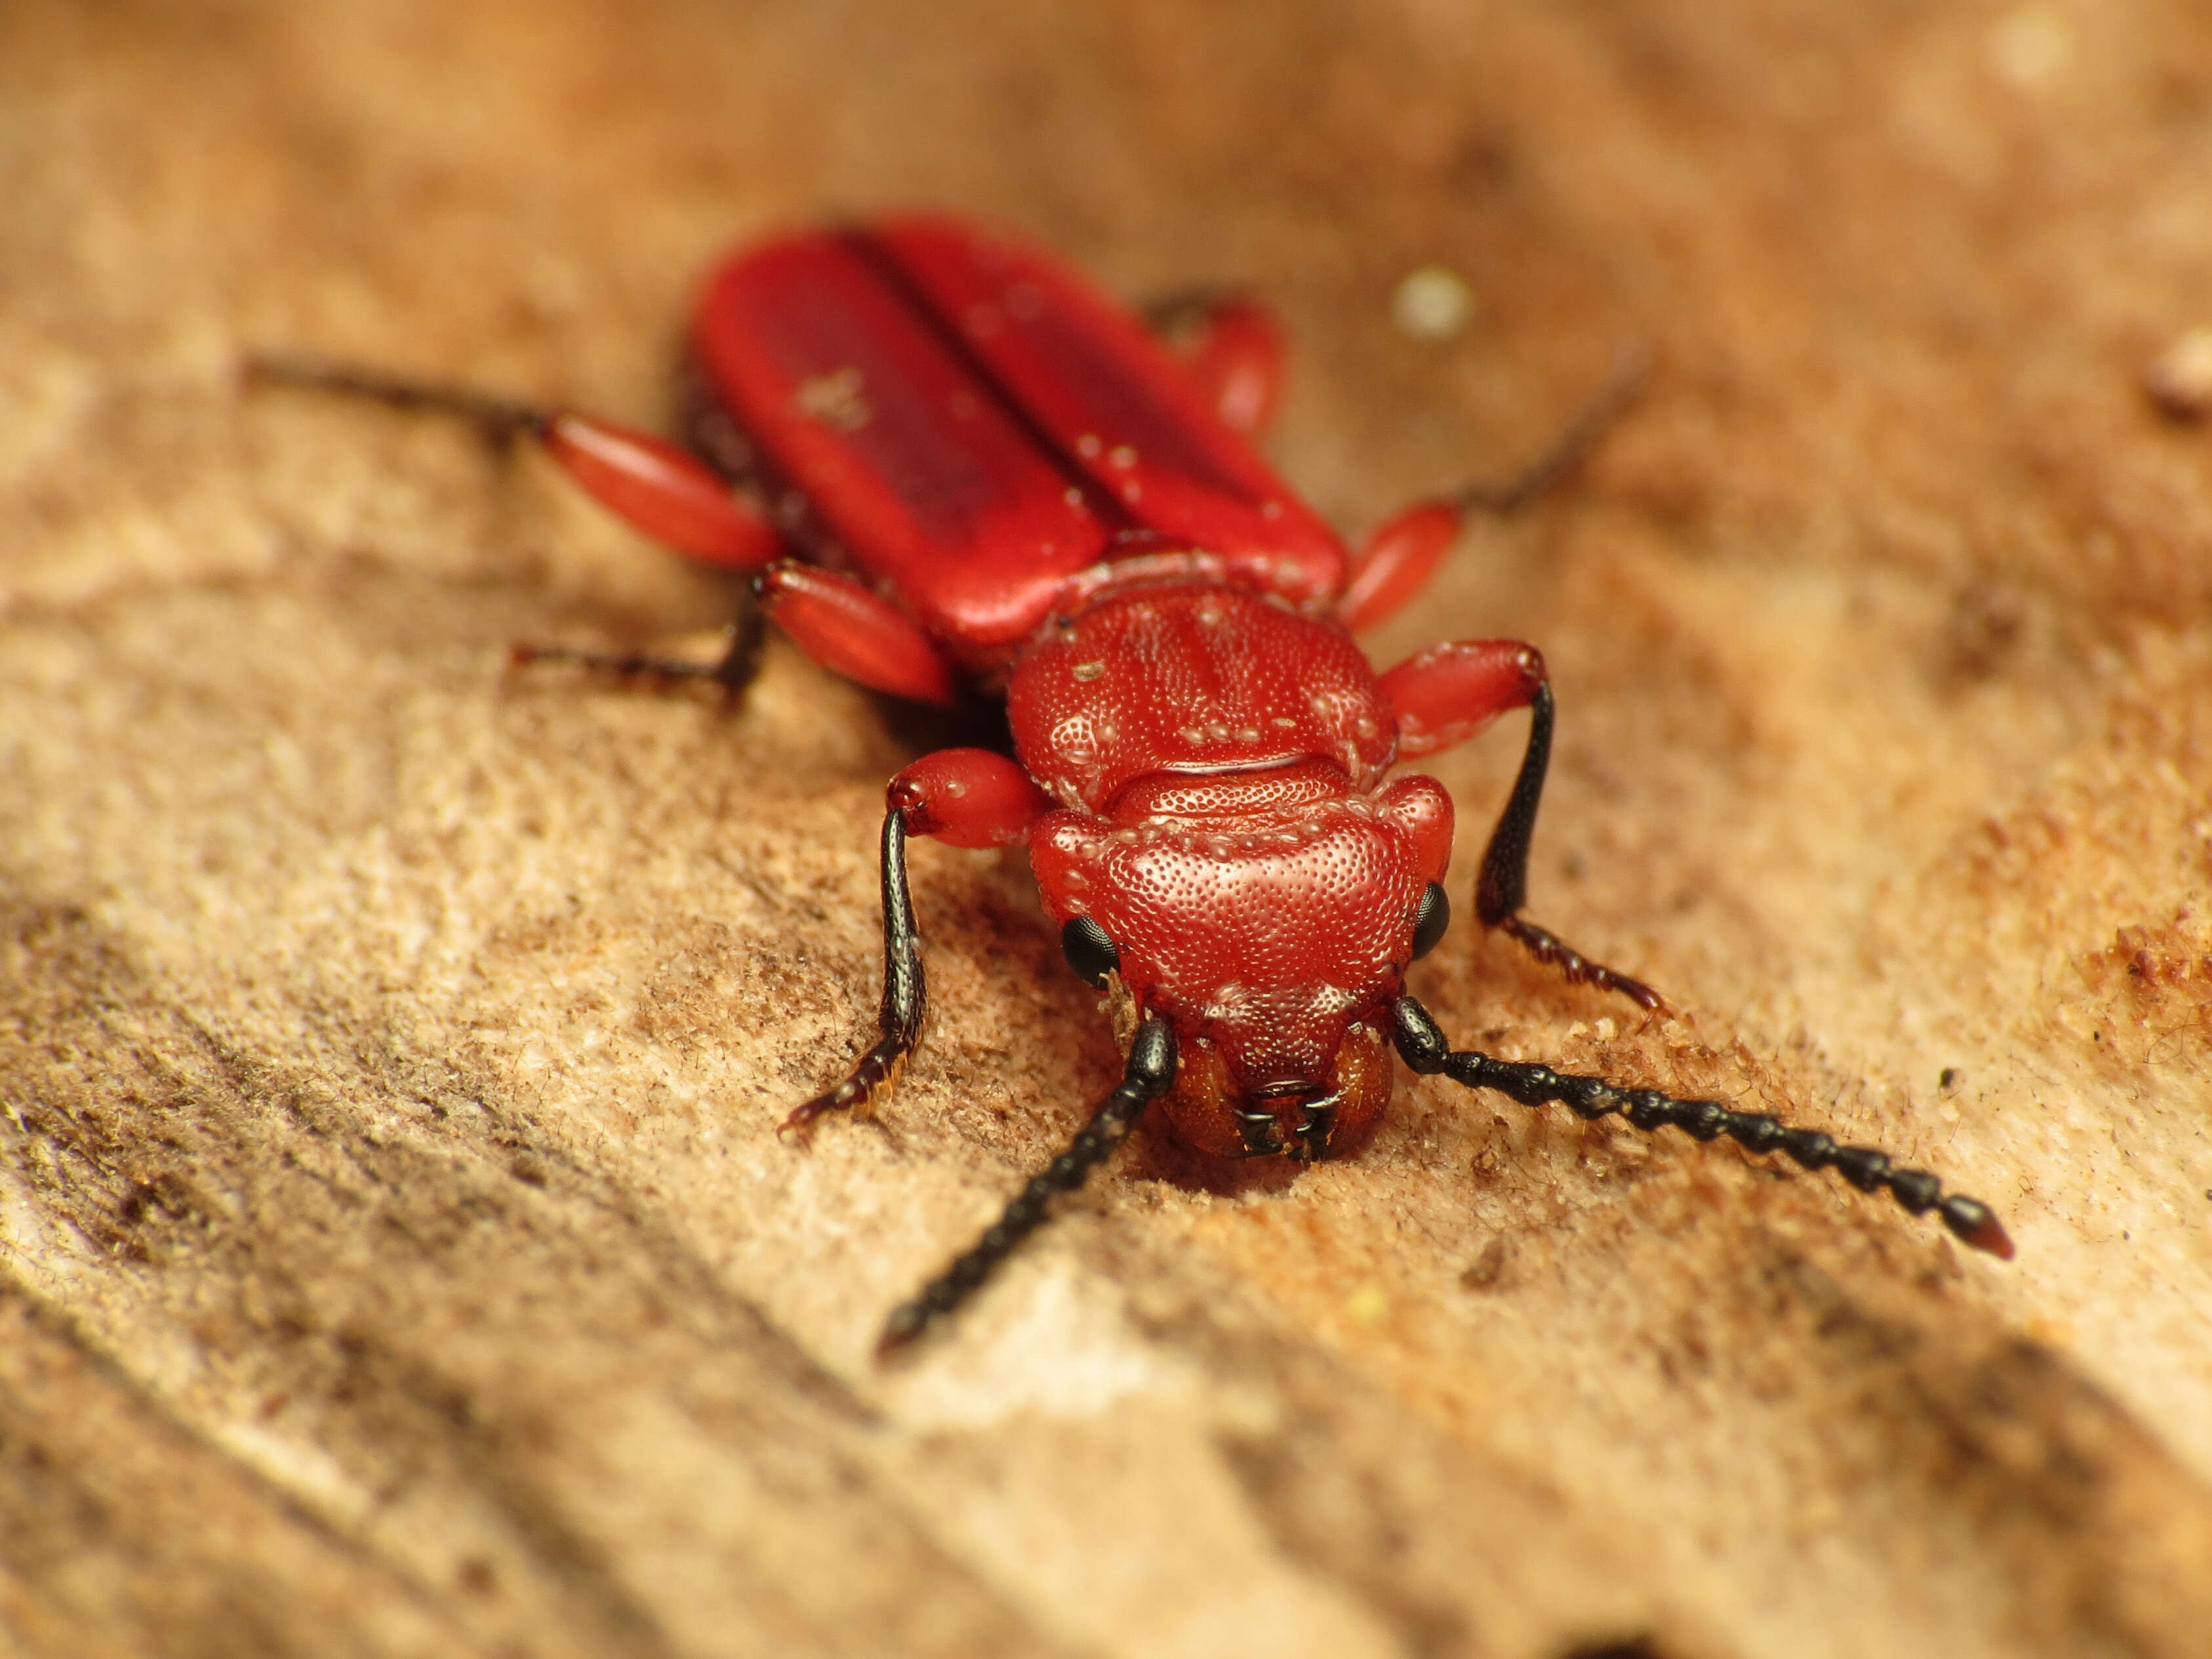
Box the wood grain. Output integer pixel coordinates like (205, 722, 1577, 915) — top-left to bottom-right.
(3, 3, 2209, 1654)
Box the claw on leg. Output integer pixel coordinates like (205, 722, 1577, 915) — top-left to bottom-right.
(1498, 917, 1665, 1014)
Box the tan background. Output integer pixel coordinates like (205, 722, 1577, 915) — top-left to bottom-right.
(4, 2, 2211, 1655)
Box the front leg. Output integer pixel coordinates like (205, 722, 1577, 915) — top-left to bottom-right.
(783, 749, 1052, 1139)
(780, 808, 927, 1139)
(1377, 640, 1661, 1012)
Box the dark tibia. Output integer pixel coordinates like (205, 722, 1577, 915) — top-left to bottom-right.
(783, 809, 926, 1139)
(1388, 996, 2015, 1258)
(1455, 348, 1649, 514)
(1475, 683, 1663, 1012)
(511, 605, 764, 693)
(877, 1016, 1179, 1357)
(242, 354, 550, 443)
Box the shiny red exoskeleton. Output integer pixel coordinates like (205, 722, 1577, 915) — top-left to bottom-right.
(253, 214, 2013, 1354)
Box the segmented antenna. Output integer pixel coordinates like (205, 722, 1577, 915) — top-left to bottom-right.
(877, 1015, 1179, 1357)
(1389, 996, 2013, 1256)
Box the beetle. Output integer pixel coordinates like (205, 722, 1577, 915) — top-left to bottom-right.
(252, 214, 2013, 1353)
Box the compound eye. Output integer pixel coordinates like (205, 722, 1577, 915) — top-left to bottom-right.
(1410, 882, 1451, 960)
(1059, 915, 1121, 988)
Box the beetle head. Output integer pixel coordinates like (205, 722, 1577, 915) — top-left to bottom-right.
(1031, 764, 1453, 1161)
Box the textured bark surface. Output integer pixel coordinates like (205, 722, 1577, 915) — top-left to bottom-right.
(4, 3, 2211, 1655)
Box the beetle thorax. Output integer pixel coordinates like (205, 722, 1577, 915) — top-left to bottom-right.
(1015, 580, 1458, 1160)
(1006, 579, 1399, 813)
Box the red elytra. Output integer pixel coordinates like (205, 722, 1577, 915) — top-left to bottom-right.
(251, 214, 2014, 1354)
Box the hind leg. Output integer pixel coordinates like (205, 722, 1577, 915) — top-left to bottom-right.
(1145, 289, 1288, 438)
(1338, 352, 1647, 632)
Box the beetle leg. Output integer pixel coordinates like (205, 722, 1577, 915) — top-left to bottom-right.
(1453, 348, 1649, 515)
(1378, 642, 1661, 1010)
(877, 1015, 1178, 1357)
(540, 411, 782, 569)
(1142, 287, 1287, 438)
(243, 353, 545, 437)
(783, 806, 928, 1141)
(1376, 638, 1545, 759)
(243, 354, 783, 569)
(510, 609, 765, 692)
(1473, 676, 1663, 1012)
(886, 748, 1054, 848)
(785, 750, 1052, 1143)
(757, 562, 962, 705)
(1388, 995, 2016, 1260)
(1340, 501, 1475, 633)
(1338, 350, 1647, 632)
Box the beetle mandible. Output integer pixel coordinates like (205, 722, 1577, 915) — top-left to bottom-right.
(253, 215, 2013, 1353)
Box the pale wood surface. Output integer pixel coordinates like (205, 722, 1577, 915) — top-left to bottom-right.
(4, 3, 2211, 1655)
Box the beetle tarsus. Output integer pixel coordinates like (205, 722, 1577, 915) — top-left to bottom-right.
(508, 613, 763, 693)
(1388, 994, 2013, 1258)
(779, 1049, 907, 1143)
(876, 1016, 1178, 1358)
(1498, 917, 1666, 1013)
(242, 352, 550, 443)
(789, 809, 926, 1141)
(507, 640, 723, 682)
(1454, 346, 1649, 515)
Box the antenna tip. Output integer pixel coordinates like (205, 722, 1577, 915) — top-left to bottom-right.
(874, 1304, 926, 1362)
(1942, 1196, 2015, 1260)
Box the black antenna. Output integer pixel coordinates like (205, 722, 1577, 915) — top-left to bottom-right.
(1389, 995, 2013, 1256)
(878, 1015, 1179, 1357)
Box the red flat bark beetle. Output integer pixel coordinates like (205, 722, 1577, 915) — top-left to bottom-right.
(251, 214, 2013, 1353)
